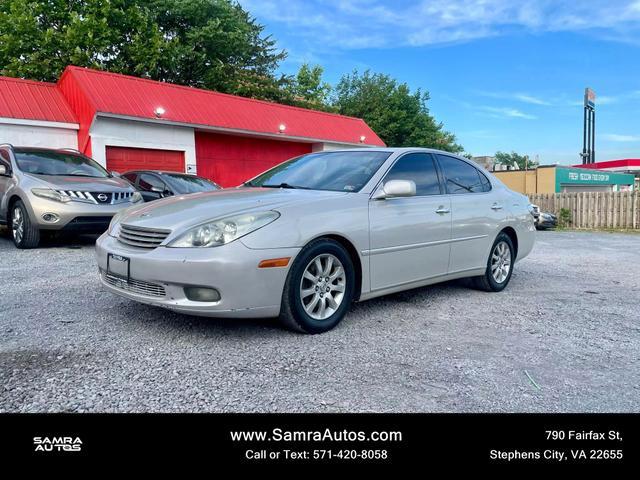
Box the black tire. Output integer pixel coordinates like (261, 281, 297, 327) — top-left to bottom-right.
(10, 200, 40, 249)
(279, 238, 355, 334)
(471, 232, 515, 292)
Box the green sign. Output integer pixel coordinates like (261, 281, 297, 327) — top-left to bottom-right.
(555, 167, 635, 192)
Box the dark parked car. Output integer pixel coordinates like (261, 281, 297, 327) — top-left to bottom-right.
(536, 211, 557, 230)
(121, 171, 221, 202)
(530, 204, 557, 230)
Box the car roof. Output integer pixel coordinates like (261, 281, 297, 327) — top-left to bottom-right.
(122, 170, 218, 182)
(309, 147, 464, 156)
(10, 146, 84, 155)
(123, 170, 195, 176)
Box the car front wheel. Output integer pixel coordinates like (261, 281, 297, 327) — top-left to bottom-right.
(472, 232, 514, 292)
(11, 200, 40, 249)
(279, 238, 355, 334)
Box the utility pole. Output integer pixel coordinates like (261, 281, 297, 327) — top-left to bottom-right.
(582, 88, 596, 164)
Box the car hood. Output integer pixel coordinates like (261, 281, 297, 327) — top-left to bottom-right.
(26, 173, 134, 192)
(117, 187, 350, 232)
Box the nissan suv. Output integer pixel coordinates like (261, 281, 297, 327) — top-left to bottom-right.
(0, 145, 142, 248)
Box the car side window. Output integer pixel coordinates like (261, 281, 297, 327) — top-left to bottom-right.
(122, 172, 138, 185)
(478, 170, 492, 192)
(436, 155, 485, 194)
(383, 153, 442, 196)
(138, 174, 166, 192)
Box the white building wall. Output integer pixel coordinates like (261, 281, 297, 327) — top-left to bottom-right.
(90, 117, 196, 172)
(313, 142, 365, 152)
(0, 120, 78, 149)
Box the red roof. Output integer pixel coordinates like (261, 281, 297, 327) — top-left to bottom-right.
(0, 76, 77, 124)
(58, 66, 384, 146)
(573, 159, 640, 170)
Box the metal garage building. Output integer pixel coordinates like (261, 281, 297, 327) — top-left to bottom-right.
(0, 66, 384, 186)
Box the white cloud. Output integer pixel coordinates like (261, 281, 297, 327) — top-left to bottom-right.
(240, 0, 640, 51)
(601, 133, 640, 142)
(478, 91, 552, 105)
(481, 106, 537, 119)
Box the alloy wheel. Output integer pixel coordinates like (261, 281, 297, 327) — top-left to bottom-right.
(299, 254, 346, 320)
(491, 241, 511, 284)
(12, 207, 24, 244)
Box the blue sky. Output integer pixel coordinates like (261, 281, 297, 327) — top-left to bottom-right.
(239, 0, 640, 164)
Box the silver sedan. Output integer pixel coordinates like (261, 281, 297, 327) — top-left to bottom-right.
(95, 148, 535, 333)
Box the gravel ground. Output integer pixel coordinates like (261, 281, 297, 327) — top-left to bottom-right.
(1, 229, 639, 413)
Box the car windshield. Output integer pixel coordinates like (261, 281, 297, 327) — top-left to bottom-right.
(164, 173, 220, 193)
(247, 151, 392, 192)
(14, 150, 109, 178)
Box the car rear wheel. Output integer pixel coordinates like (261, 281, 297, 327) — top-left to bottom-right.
(11, 200, 40, 249)
(472, 232, 514, 292)
(279, 238, 355, 334)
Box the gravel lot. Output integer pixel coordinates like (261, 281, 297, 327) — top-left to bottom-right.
(1, 229, 639, 413)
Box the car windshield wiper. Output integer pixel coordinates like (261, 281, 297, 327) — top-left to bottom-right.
(261, 182, 311, 190)
(64, 173, 104, 177)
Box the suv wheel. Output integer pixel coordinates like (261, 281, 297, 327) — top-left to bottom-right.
(280, 238, 355, 334)
(11, 200, 40, 249)
(472, 232, 514, 292)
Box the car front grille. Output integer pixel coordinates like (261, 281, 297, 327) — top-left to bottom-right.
(118, 224, 171, 249)
(56, 190, 134, 204)
(101, 271, 166, 298)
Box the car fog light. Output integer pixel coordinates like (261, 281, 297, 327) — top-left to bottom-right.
(42, 213, 60, 223)
(184, 287, 221, 302)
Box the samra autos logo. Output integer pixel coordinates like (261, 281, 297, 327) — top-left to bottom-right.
(33, 436, 83, 452)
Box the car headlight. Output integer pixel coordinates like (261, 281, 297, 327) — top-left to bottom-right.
(108, 211, 125, 237)
(130, 191, 143, 203)
(169, 211, 280, 248)
(31, 188, 71, 203)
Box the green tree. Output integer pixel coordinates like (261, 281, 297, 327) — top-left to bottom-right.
(285, 63, 332, 110)
(0, 0, 288, 101)
(494, 151, 538, 170)
(0, 0, 162, 81)
(332, 70, 463, 151)
(146, 0, 288, 101)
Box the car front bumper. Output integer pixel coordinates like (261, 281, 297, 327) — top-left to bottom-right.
(95, 232, 300, 318)
(27, 194, 141, 231)
(536, 216, 557, 229)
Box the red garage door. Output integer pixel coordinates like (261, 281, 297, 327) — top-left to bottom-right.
(106, 146, 185, 173)
(195, 132, 313, 187)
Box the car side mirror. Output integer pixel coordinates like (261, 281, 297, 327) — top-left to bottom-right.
(0, 164, 8, 176)
(372, 179, 416, 200)
(150, 186, 164, 193)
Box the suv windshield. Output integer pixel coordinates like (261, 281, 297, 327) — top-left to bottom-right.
(14, 150, 110, 178)
(247, 151, 392, 192)
(164, 173, 220, 193)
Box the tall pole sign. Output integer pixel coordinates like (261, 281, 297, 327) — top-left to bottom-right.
(582, 88, 596, 164)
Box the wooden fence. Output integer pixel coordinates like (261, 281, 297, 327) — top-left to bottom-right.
(528, 191, 639, 230)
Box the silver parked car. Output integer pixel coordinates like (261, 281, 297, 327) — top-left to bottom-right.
(96, 148, 536, 333)
(0, 145, 142, 248)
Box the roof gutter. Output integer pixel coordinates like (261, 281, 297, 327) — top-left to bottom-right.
(0, 117, 79, 130)
(94, 112, 381, 148)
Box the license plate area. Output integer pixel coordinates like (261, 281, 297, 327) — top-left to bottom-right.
(107, 253, 130, 282)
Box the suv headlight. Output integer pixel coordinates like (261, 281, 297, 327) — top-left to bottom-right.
(31, 188, 71, 203)
(130, 191, 143, 203)
(169, 211, 280, 248)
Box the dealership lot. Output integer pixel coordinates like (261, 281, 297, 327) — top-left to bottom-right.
(1, 230, 638, 412)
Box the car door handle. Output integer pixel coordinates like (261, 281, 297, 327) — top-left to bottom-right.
(491, 203, 503, 210)
(435, 207, 450, 214)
